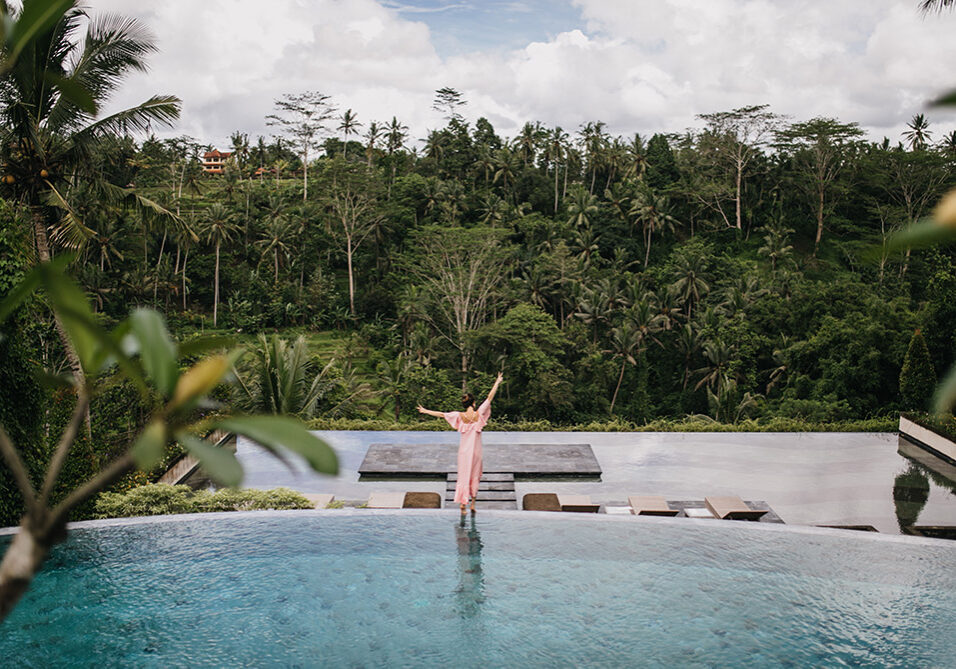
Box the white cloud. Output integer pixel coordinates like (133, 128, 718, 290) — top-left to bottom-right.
(87, 0, 956, 149)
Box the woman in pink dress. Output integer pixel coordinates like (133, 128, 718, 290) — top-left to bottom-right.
(418, 372, 504, 515)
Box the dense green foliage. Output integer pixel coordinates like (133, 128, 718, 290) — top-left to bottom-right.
(94, 484, 314, 518)
(11, 102, 956, 427)
(900, 329, 937, 410)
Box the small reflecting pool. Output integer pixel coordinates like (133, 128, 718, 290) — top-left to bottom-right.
(2, 511, 955, 666)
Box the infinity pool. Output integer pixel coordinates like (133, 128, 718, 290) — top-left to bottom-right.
(2, 511, 955, 667)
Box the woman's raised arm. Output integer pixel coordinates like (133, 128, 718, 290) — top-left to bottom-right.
(484, 372, 504, 405)
(417, 405, 445, 418)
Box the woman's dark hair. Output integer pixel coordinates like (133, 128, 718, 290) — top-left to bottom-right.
(461, 393, 476, 410)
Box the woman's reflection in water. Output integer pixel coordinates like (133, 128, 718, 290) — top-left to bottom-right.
(454, 515, 485, 618)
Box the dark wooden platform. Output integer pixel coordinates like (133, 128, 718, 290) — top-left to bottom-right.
(358, 443, 602, 479)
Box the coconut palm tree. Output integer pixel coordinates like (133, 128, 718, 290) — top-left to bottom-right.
(566, 185, 599, 229)
(606, 321, 641, 415)
(630, 190, 681, 266)
(902, 113, 932, 151)
(0, 1, 180, 391)
(672, 252, 710, 319)
(920, 0, 955, 12)
(337, 109, 361, 159)
(363, 121, 382, 168)
(256, 215, 294, 285)
(545, 126, 569, 213)
(200, 203, 240, 326)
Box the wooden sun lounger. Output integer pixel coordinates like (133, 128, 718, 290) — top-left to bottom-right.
(302, 493, 334, 509)
(628, 495, 679, 516)
(522, 493, 562, 511)
(403, 492, 442, 508)
(557, 494, 600, 513)
(704, 495, 768, 521)
(366, 492, 406, 509)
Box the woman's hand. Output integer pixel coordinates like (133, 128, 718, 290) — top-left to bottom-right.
(416, 405, 427, 414)
(495, 371, 504, 386)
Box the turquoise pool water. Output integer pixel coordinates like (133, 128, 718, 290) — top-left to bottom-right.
(2, 511, 955, 667)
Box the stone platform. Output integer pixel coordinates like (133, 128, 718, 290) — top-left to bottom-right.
(358, 443, 601, 479)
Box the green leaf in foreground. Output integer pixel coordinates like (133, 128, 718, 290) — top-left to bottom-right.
(931, 89, 956, 107)
(131, 421, 166, 470)
(214, 415, 338, 475)
(879, 218, 956, 256)
(933, 362, 956, 414)
(130, 308, 179, 396)
(177, 433, 243, 488)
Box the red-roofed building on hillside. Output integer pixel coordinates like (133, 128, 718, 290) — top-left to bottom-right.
(202, 149, 233, 174)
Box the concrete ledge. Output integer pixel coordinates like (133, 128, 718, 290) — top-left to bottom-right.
(899, 416, 956, 466)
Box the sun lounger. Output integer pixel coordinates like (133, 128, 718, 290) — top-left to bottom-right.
(522, 493, 562, 511)
(403, 492, 442, 509)
(557, 494, 600, 513)
(302, 493, 334, 509)
(628, 495, 679, 516)
(366, 492, 405, 509)
(704, 495, 768, 521)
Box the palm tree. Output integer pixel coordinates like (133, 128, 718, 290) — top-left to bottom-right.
(902, 113, 932, 151)
(200, 203, 240, 326)
(492, 146, 519, 202)
(255, 215, 294, 285)
(545, 126, 569, 213)
(694, 339, 736, 396)
(672, 252, 710, 318)
(234, 335, 337, 417)
(630, 190, 681, 266)
(566, 185, 599, 229)
(624, 133, 649, 180)
(0, 2, 180, 390)
(337, 109, 361, 159)
(920, 0, 955, 12)
(758, 223, 794, 272)
(363, 121, 382, 168)
(607, 321, 641, 415)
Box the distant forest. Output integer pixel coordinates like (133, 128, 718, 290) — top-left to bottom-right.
(6, 91, 956, 426)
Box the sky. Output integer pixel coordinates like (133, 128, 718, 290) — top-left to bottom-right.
(87, 0, 956, 150)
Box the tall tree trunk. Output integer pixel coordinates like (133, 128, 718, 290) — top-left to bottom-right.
(735, 166, 743, 230)
(153, 229, 167, 302)
(302, 147, 308, 201)
(213, 241, 220, 326)
(814, 184, 825, 254)
(32, 210, 89, 432)
(460, 351, 468, 391)
(554, 163, 560, 214)
(346, 236, 355, 316)
(274, 248, 279, 284)
(182, 247, 189, 311)
(610, 359, 626, 415)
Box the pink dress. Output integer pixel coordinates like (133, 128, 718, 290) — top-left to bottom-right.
(444, 399, 491, 505)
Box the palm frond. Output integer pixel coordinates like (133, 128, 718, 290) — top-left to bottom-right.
(44, 179, 94, 249)
(71, 94, 180, 142)
(46, 12, 157, 132)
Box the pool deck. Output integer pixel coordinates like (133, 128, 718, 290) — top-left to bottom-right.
(225, 431, 956, 535)
(358, 442, 601, 477)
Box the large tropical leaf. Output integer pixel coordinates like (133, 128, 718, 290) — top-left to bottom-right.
(177, 433, 243, 488)
(213, 415, 338, 475)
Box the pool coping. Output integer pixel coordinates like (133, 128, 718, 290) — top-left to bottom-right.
(2, 508, 953, 548)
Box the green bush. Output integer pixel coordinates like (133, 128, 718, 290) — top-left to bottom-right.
(94, 484, 314, 519)
(899, 329, 937, 411)
(306, 416, 896, 432)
